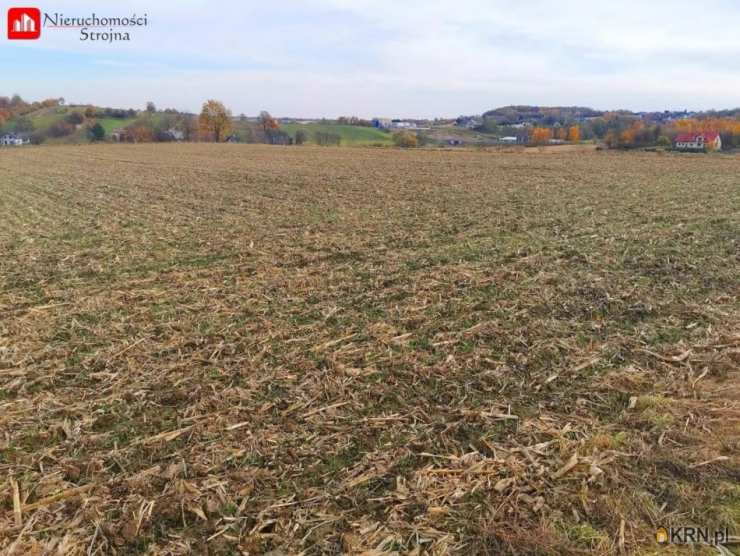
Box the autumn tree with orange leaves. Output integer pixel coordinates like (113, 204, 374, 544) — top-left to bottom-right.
(259, 111, 279, 134)
(258, 111, 290, 145)
(124, 126, 154, 143)
(530, 127, 553, 145)
(671, 117, 740, 135)
(567, 125, 580, 142)
(199, 100, 232, 142)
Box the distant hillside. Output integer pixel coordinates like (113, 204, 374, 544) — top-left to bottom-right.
(3, 96, 394, 146)
(482, 105, 740, 127)
(482, 105, 603, 126)
(24, 105, 140, 144)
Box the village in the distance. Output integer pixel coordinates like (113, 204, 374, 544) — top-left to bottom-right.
(1, 95, 738, 152)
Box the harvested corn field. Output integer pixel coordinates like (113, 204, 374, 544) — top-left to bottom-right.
(1, 144, 739, 554)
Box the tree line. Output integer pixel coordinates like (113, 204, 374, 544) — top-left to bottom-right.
(3, 94, 738, 150)
(0, 95, 422, 148)
(483, 112, 739, 149)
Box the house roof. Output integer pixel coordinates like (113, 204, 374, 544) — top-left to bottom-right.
(675, 131, 720, 142)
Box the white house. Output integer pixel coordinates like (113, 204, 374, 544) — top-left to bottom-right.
(371, 118, 392, 129)
(167, 128, 185, 141)
(0, 133, 28, 146)
(391, 120, 414, 129)
(674, 131, 721, 151)
(499, 136, 518, 144)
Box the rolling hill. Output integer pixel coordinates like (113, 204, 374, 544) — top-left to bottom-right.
(16, 105, 394, 146)
(20, 105, 139, 144)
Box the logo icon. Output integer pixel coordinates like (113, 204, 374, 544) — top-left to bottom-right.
(656, 527, 669, 544)
(7, 7, 41, 39)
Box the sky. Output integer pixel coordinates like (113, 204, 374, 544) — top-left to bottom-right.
(3, 0, 740, 118)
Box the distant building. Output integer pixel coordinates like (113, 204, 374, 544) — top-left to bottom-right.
(372, 118, 392, 129)
(447, 139, 463, 146)
(499, 136, 518, 144)
(0, 133, 28, 146)
(455, 116, 482, 129)
(391, 120, 415, 129)
(168, 129, 185, 141)
(674, 131, 721, 151)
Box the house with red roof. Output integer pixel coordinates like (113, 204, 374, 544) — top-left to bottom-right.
(674, 131, 721, 151)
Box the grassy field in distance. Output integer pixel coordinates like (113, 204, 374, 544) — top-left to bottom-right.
(95, 116, 138, 134)
(0, 144, 738, 554)
(280, 122, 394, 145)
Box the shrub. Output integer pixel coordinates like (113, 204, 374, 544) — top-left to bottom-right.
(154, 128, 175, 142)
(314, 131, 341, 146)
(65, 112, 84, 125)
(100, 108, 130, 119)
(295, 129, 308, 145)
(48, 121, 75, 137)
(393, 130, 418, 148)
(125, 126, 154, 143)
(88, 123, 105, 141)
(265, 129, 292, 145)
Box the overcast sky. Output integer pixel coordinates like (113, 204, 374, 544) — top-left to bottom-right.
(4, 0, 740, 117)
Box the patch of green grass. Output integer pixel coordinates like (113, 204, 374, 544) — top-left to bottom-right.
(559, 521, 611, 549)
(96, 116, 137, 134)
(713, 483, 740, 530)
(281, 123, 393, 145)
